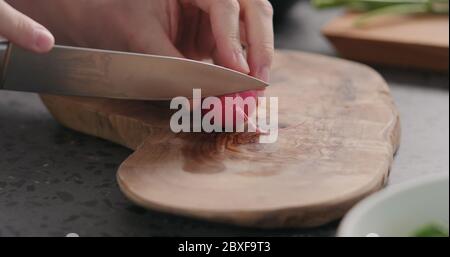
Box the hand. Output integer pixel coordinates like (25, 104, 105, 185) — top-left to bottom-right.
(0, 0, 54, 53)
(8, 0, 274, 82)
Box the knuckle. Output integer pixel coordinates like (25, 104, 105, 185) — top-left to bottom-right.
(254, 43, 274, 62)
(217, 0, 240, 14)
(254, 41, 274, 52)
(250, 0, 274, 16)
(15, 17, 33, 35)
(228, 33, 242, 44)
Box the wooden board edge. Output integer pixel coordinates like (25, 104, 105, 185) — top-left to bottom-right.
(324, 34, 449, 72)
(321, 16, 449, 72)
(116, 161, 390, 228)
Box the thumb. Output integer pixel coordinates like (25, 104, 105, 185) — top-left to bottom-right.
(0, 0, 54, 53)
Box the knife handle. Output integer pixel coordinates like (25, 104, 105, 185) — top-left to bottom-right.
(0, 40, 9, 88)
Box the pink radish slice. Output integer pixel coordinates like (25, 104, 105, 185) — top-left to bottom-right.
(202, 90, 265, 130)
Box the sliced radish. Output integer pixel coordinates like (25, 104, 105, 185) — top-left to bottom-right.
(202, 90, 265, 131)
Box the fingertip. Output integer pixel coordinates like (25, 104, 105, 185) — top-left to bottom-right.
(213, 47, 250, 75)
(254, 65, 270, 82)
(32, 28, 54, 53)
(234, 51, 250, 74)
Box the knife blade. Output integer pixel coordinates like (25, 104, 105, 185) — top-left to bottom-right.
(0, 42, 268, 100)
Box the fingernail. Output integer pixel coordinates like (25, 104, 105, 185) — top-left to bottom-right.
(255, 66, 271, 82)
(235, 51, 250, 74)
(33, 28, 54, 52)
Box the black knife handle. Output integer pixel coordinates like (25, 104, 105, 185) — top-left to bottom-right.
(0, 40, 9, 88)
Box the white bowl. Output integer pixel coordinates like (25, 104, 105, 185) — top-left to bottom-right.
(338, 173, 449, 237)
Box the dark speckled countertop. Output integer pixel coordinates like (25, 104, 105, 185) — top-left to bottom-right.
(1, 3, 448, 237)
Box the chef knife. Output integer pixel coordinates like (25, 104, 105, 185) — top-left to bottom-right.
(0, 41, 268, 100)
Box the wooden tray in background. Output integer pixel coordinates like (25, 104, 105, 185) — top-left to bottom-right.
(322, 13, 449, 72)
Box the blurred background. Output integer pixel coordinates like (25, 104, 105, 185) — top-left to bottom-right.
(270, 0, 342, 54)
(270, 0, 301, 23)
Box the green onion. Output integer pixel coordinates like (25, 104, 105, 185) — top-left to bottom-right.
(312, 0, 449, 26)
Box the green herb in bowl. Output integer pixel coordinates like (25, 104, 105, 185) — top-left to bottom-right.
(413, 224, 449, 237)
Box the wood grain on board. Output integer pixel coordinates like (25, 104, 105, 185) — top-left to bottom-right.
(322, 13, 449, 72)
(40, 50, 401, 228)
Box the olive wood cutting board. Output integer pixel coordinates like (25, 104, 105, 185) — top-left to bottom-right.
(322, 13, 449, 72)
(40, 50, 401, 228)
